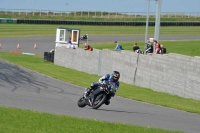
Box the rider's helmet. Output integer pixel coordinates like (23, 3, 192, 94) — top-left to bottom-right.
(111, 71, 120, 81)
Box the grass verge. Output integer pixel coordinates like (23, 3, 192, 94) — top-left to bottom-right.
(1, 24, 200, 37)
(0, 106, 182, 133)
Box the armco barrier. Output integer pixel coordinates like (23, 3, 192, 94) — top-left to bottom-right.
(16, 19, 200, 26)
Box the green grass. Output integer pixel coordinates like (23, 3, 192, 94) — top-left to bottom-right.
(1, 12, 200, 22)
(0, 52, 200, 115)
(0, 106, 182, 133)
(1, 24, 200, 37)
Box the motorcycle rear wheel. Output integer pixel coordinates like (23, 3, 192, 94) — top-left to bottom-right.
(77, 96, 86, 107)
(92, 93, 107, 109)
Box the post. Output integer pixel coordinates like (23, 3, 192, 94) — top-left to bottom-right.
(154, 0, 162, 42)
(87, 34, 88, 44)
(98, 51, 102, 76)
(144, 0, 150, 54)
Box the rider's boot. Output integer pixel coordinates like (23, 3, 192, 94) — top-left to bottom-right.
(105, 95, 111, 105)
(104, 100, 110, 105)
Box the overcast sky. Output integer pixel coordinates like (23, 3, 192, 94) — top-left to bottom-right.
(0, 0, 200, 13)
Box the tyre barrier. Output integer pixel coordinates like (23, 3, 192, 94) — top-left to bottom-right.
(44, 52, 54, 63)
(17, 19, 200, 26)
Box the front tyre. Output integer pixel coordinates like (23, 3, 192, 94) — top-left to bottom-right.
(77, 96, 86, 108)
(92, 93, 107, 109)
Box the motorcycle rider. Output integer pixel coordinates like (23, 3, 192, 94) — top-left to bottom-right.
(85, 71, 120, 106)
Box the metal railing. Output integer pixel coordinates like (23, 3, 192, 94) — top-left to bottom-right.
(0, 8, 200, 19)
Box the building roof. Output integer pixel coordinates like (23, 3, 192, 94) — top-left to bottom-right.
(57, 27, 80, 31)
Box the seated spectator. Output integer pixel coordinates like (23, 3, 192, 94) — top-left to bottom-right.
(66, 37, 72, 48)
(114, 41, 123, 51)
(133, 43, 140, 52)
(145, 41, 153, 53)
(133, 43, 143, 54)
(84, 43, 93, 51)
(68, 37, 72, 44)
(159, 44, 166, 54)
(153, 40, 161, 54)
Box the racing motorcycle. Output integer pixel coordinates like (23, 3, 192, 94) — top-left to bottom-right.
(79, 34, 88, 40)
(77, 81, 115, 109)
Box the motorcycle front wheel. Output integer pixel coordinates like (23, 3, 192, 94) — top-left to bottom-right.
(77, 96, 87, 107)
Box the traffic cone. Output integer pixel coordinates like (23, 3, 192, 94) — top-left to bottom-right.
(34, 43, 37, 49)
(17, 43, 20, 49)
(0, 43, 2, 49)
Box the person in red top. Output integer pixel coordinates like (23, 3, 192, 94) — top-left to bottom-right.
(153, 40, 160, 54)
(84, 43, 93, 51)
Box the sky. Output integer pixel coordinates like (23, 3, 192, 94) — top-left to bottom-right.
(0, 0, 200, 13)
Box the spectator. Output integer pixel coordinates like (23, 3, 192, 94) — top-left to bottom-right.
(133, 43, 140, 52)
(159, 44, 166, 54)
(68, 37, 72, 44)
(67, 37, 72, 48)
(145, 41, 153, 53)
(84, 43, 93, 51)
(153, 40, 160, 54)
(114, 41, 123, 51)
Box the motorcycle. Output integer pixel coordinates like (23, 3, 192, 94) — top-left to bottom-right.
(79, 34, 88, 40)
(77, 81, 115, 109)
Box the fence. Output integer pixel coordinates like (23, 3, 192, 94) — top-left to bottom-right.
(0, 8, 200, 19)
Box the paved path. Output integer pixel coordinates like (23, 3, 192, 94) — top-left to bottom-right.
(0, 60, 200, 133)
(0, 35, 199, 55)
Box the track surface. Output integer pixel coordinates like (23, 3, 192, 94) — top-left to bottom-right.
(0, 36, 200, 133)
(0, 35, 200, 55)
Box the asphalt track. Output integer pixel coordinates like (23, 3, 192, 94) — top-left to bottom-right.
(0, 35, 200, 55)
(0, 36, 200, 133)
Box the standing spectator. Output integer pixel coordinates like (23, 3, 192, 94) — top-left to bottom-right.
(114, 41, 123, 51)
(153, 40, 160, 54)
(133, 43, 140, 52)
(84, 43, 93, 51)
(159, 44, 166, 54)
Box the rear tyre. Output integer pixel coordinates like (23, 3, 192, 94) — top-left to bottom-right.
(77, 96, 86, 108)
(92, 93, 107, 109)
